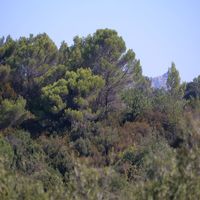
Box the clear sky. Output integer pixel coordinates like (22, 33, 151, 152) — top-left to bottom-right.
(1, 0, 200, 81)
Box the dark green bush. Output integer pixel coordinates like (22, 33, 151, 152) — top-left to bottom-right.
(5, 130, 45, 174)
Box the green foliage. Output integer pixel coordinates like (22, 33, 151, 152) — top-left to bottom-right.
(0, 65, 17, 100)
(122, 88, 152, 121)
(0, 65, 10, 83)
(165, 96, 186, 127)
(0, 35, 16, 65)
(41, 68, 104, 124)
(0, 30, 200, 199)
(39, 136, 74, 179)
(185, 75, 200, 100)
(116, 136, 176, 182)
(74, 137, 92, 156)
(58, 41, 69, 65)
(0, 97, 30, 129)
(167, 62, 183, 98)
(0, 169, 49, 200)
(6, 34, 58, 103)
(35, 64, 67, 87)
(0, 136, 14, 168)
(42, 78, 69, 113)
(8, 33, 57, 69)
(67, 29, 138, 117)
(130, 146, 200, 200)
(6, 130, 45, 174)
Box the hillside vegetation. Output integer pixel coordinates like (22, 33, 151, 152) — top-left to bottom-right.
(0, 29, 200, 200)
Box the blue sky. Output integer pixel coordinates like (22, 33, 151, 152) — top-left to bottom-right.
(1, 0, 200, 81)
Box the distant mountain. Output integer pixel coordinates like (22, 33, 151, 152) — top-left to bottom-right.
(151, 72, 168, 89)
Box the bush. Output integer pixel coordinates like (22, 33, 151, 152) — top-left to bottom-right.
(39, 135, 74, 179)
(0, 135, 14, 168)
(74, 137, 92, 156)
(0, 97, 30, 130)
(5, 130, 45, 174)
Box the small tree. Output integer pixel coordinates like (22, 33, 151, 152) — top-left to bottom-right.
(167, 62, 181, 98)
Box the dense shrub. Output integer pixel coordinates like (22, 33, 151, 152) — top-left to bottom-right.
(39, 135, 74, 179)
(0, 30, 200, 199)
(5, 130, 45, 174)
